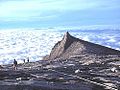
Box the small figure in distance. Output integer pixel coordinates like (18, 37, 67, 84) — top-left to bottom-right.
(13, 59, 17, 70)
(23, 59, 25, 64)
(0, 65, 3, 70)
(27, 57, 29, 63)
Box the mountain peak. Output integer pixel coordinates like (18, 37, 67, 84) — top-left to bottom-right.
(64, 31, 70, 38)
(44, 32, 120, 60)
(63, 31, 75, 41)
(62, 32, 78, 50)
(46, 32, 78, 59)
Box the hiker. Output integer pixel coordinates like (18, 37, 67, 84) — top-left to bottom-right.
(27, 57, 29, 63)
(13, 59, 17, 70)
(0, 65, 3, 70)
(23, 59, 25, 64)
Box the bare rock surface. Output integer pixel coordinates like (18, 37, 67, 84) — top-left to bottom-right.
(0, 32, 120, 90)
(46, 32, 120, 60)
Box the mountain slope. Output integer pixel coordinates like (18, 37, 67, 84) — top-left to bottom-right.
(46, 32, 120, 60)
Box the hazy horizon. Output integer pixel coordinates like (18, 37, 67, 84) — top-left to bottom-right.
(0, 0, 120, 64)
(0, 0, 120, 29)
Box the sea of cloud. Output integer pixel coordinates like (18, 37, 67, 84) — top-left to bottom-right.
(0, 29, 120, 64)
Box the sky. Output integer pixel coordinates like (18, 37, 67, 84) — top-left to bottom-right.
(0, 0, 120, 29)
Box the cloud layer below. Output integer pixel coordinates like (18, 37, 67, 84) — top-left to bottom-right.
(0, 29, 120, 64)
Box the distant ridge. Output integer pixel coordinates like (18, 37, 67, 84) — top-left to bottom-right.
(45, 32, 120, 60)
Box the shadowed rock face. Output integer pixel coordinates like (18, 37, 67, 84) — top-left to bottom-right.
(48, 32, 79, 59)
(46, 32, 120, 60)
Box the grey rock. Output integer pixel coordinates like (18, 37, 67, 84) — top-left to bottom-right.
(46, 32, 120, 60)
(0, 32, 120, 90)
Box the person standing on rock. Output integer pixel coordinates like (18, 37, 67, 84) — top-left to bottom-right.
(13, 59, 17, 70)
(27, 57, 29, 63)
(23, 59, 25, 64)
(0, 65, 3, 69)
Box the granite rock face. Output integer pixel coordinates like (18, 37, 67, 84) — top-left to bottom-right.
(48, 32, 80, 59)
(0, 32, 120, 90)
(46, 32, 120, 60)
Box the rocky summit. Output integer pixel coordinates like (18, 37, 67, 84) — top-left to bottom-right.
(0, 32, 120, 90)
(46, 32, 120, 60)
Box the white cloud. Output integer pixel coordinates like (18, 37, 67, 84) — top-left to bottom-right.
(0, 0, 108, 21)
(0, 0, 97, 15)
(0, 29, 120, 64)
(0, 0, 60, 21)
(0, 0, 120, 25)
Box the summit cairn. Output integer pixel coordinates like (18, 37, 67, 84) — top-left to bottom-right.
(45, 32, 120, 60)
